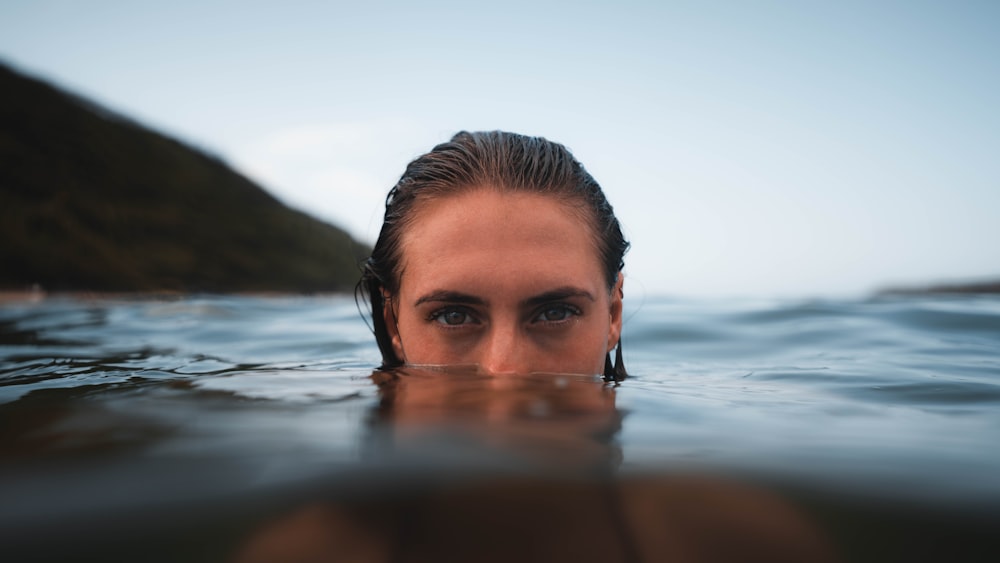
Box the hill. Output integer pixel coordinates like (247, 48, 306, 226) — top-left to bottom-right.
(0, 62, 370, 293)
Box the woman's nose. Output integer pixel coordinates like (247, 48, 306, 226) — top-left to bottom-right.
(479, 327, 530, 375)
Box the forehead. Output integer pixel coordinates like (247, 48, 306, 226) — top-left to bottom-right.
(398, 190, 605, 297)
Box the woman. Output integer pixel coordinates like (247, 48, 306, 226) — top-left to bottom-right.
(360, 131, 629, 380)
(238, 137, 836, 562)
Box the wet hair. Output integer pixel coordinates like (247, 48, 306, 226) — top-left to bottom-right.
(358, 130, 629, 380)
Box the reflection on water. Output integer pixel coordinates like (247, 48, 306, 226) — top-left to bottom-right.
(369, 367, 622, 471)
(241, 368, 837, 563)
(1, 295, 1000, 561)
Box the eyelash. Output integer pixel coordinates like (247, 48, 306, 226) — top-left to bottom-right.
(426, 304, 581, 328)
(532, 304, 581, 324)
(428, 307, 480, 327)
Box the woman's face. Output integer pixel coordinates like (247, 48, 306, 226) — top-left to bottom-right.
(385, 189, 623, 376)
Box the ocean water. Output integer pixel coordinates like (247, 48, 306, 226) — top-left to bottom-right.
(2, 293, 999, 561)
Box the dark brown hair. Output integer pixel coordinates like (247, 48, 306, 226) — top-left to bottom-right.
(358, 131, 629, 379)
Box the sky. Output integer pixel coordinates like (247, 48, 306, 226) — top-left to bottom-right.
(2, 0, 998, 298)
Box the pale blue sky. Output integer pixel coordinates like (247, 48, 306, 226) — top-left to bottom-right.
(2, 0, 998, 297)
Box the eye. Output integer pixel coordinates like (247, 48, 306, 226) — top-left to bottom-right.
(430, 307, 478, 326)
(533, 304, 580, 323)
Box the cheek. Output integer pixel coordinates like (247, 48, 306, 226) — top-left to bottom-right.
(526, 318, 612, 374)
(572, 321, 613, 371)
(394, 315, 461, 364)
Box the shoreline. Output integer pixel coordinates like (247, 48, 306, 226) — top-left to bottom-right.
(0, 289, 356, 304)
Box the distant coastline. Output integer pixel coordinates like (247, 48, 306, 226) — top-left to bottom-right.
(877, 279, 1000, 296)
(0, 287, 362, 304)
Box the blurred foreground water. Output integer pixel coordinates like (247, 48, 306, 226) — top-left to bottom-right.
(2, 294, 999, 561)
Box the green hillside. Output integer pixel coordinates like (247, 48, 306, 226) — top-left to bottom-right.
(0, 63, 370, 293)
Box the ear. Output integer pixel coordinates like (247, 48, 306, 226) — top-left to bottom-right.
(607, 272, 624, 352)
(382, 292, 406, 361)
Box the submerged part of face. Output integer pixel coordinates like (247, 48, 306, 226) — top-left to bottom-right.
(385, 189, 623, 376)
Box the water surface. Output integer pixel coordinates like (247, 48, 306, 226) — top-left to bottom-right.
(2, 294, 999, 561)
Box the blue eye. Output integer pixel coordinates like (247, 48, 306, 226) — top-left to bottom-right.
(534, 305, 579, 323)
(431, 308, 476, 326)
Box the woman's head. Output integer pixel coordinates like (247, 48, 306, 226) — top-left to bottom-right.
(360, 131, 629, 378)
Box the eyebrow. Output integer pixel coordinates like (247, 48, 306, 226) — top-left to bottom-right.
(413, 287, 595, 308)
(414, 291, 486, 307)
(523, 287, 596, 307)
